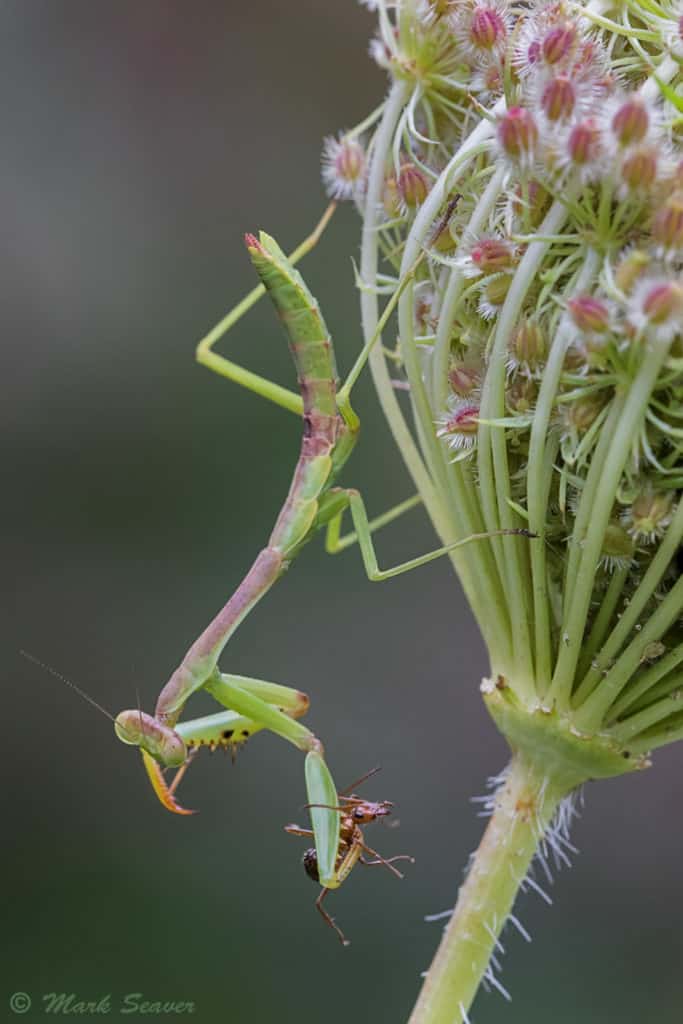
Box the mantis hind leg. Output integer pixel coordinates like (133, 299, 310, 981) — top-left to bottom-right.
(195, 203, 336, 413)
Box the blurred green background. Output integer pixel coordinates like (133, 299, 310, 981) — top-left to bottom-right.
(4, 3, 682, 1021)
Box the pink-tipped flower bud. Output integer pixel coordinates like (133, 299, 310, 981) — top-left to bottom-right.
(568, 295, 610, 334)
(563, 345, 586, 371)
(615, 250, 649, 294)
(601, 522, 635, 571)
(398, 162, 429, 209)
(525, 38, 542, 68)
(541, 75, 576, 121)
(611, 97, 649, 146)
(627, 488, 674, 542)
(651, 192, 683, 253)
(642, 280, 683, 324)
(414, 289, 435, 334)
(432, 215, 457, 253)
(542, 21, 578, 65)
(510, 319, 547, 371)
(564, 392, 608, 433)
(567, 119, 602, 167)
(485, 274, 512, 306)
(321, 135, 366, 200)
(449, 364, 480, 397)
(470, 5, 506, 51)
(512, 179, 550, 227)
(498, 107, 538, 162)
(437, 400, 480, 452)
(471, 237, 515, 273)
(506, 376, 537, 413)
(575, 38, 606, 80)
(481, 62, 504, 95)
(620, 147, 659, 192)
(445, 404, 479, 436)
(424, 0, 452, 18)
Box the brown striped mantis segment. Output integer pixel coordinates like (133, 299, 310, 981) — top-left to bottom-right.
(113, 214, 534, 920)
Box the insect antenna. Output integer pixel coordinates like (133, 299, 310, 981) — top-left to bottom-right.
(20, 649, 116, 723)
(339, 765, 382, 796)
(19, 649, 143, 748)
(303, 803, 347, 813)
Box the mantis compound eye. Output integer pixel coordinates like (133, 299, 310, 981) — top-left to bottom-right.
(114, 709, 187, 767)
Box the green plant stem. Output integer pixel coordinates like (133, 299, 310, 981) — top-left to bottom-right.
(625, 671, 683, 716)
(394, 118, 515, 664)
(359, 82, 504, 661)
(612, 693, 683, 744)
(577, 566, 629, 680)
(479, 198, 571, 688)
(408, 752, 572, 1024)
(573, 496, 683, 703)
(549, 337, 671, 709)
(574, 573, 683, 731)
(429, 167, 514, 667)
(527, 247, 601, 691)
(610, 643, 683, 719)
(360, 81, 442, 527)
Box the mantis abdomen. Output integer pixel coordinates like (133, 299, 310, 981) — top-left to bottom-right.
(246, 232, 345, 555)
(149, 232, 349, 725)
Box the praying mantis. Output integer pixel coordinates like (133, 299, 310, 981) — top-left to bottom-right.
(113, 206, 531, 937)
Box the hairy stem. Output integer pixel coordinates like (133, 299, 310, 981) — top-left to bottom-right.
(408, 752, 575, 1024)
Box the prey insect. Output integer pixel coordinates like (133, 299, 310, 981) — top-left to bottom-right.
(285, 768, 414, 946)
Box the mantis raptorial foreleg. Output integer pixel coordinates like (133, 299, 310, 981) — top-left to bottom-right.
(127, 672, 324, 815)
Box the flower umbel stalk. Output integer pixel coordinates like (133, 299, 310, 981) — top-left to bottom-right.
(325, 0, 683, 1018)
(408, 754, 567, 1024)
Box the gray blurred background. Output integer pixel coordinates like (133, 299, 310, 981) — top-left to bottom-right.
(4, 3, 682, 1021)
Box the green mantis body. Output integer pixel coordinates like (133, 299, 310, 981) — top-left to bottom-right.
(116, 231, 357, 843)
(114, 218, 531, 910)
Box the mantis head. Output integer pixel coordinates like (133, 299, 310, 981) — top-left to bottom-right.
(114, 709, 187, 768)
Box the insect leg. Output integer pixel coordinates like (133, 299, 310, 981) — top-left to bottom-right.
(283, 825, 315, 839)
(323, 493, 422, 556)
(328, 488, 535, 582)
(315, 888, 349, 947)
(359, 841, 413, 879)
(360, 854, 415, 869)
(195, 203, 336, 413)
